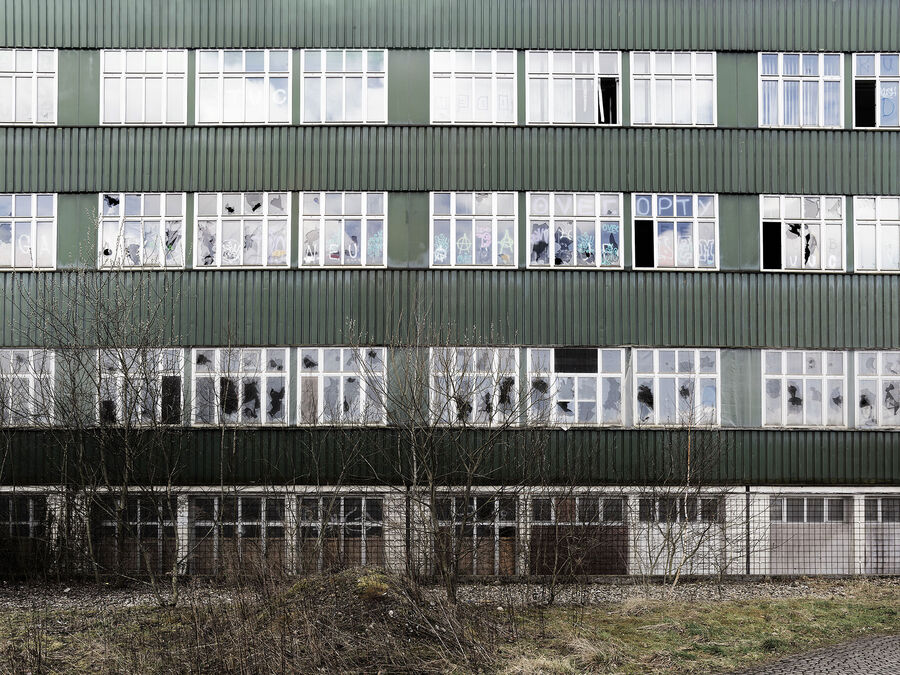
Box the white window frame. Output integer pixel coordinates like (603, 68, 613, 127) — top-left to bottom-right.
(637, 495, 725, 524)
(299, 191, 387, 267)
(300, 49, 387, 124)
(853, 196, 900, 273)
(194, 192, 291, 268)
(526, 192, 623, 269)
(864, 496, 900, 523)
(0, 193, 57, 270)
(430, 191, 518, 268)
(430, 347, 520, 427)
(98, 193, 186, 268)
(430, 49, 517, 125)
(759, 195, 846, 272)
(188, 494, 286, 573)
(195, 49, 292, 125)
(852, 53, 900, 129)
(0, 48, 57, 125)
(761, 350, 847, 428)
(434, 493, 519, 575)
(297, 347, 387, 426)
(633, 348, 721, 427)
(630, 51, 717, 126)
(525, 50, 621, 125)
(0, 493, 48, 539)
(190, 348, 290, 426)
(100, 50, 188, 125)
(0, 349, 54, 427)
(297, 494, 385, 571)
(855, 351, 900, 429)
(527, 347, 625, 426)
(98, 348, 184, 426)
(769, 495, 849, 524)
(631, 193, 719, 270)
(758, 52, 844, 129)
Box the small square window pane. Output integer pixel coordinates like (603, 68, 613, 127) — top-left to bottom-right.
(269, 51, 289, 72)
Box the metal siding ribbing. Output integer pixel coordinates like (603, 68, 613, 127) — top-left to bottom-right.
(2, 271, 899, 349)
(3, 0, 900, 51)
(3, 428, 898, 486)
(4, 127, 900, 194)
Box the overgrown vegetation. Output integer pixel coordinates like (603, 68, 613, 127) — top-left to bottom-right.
(0, 574, 897, 674)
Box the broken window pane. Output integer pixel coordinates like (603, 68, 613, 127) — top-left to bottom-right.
(635, 348, 719, 426)
(633, 194, 717, 269)
(761, 52, 843, 128)
(297, 347, 386, 425)
(193, 193, 289, 268)
(764, 350, 846, 427)
(192, 348, 288, 426)
(98, 193, 183, 268)
(434, 348, 518, 427)
(853, 53, 900, 128)
(529, 348, 623, 426)
(528, 192, 621, 269)
(760, 195, 845, 271)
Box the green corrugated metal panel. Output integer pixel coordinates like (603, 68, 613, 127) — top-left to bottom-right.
(3, 428, 898, 486)
(3, 0, 900, 51)
(3, 127, 900, 194)
(2, 270, 899, 349)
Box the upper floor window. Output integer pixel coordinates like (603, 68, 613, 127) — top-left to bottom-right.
(760, 195, 845, 271)
(301, 50, 386, 123)
(633, 193, 718, 270)
(192, 348, 288, 426)
(856, 351, 900, 428)
(195, 192, 289, 268)
(0, 193, 56, 270)
(0, 49, 56, 125)
(762, 350, 846, 428)
(759, 53, 842, 128)
(196, 49, 290, 125)
(528, 348, 624, 426)
(526, 51, 619, 125)
(631, 52, 716, 126)
(431, 50, 516, 124)
(853, 54, 899, 128)
(430, 347, 519, 426)
(99, 193, 185, 268)
(101, 50, 187, 125)
(527, 192, 622, 269)
(0, 349, 54, 426)
(98, 349, 183, 425)
(301, 192, 386, 267)
(634, 348, 719, 426)
(298, 347, 386, 425)
(854, 196, 900, 272)
(430, 192, 517, 268)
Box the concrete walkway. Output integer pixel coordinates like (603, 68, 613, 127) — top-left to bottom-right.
(739, 634, 900, 674)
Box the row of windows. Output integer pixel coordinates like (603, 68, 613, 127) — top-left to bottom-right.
(7, 490, 899, 577)
(4, 348, 900, 429)
(5, 192, 900, 273)
(4, 48, 900, 129)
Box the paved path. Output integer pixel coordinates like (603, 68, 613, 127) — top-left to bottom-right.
(739, 634, 900, 674)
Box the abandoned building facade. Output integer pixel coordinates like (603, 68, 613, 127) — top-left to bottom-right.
(1, 0, 900, 578)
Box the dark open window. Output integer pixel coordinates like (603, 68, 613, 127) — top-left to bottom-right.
(855, 80, 877, 127)
(634, 219, 654, 267)
(762, 221, 782, 269)
(599, 78, 618, 124)
(553, 348, 598, 373)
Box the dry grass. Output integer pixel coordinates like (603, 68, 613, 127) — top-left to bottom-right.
(0, 576, 897, 674)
